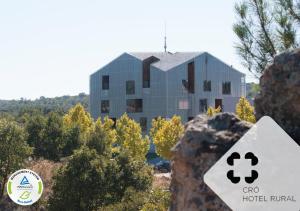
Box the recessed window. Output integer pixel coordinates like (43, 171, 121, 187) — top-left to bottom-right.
(143, 56, 159, 88)
(179, 100, 189, 110)
(199, 99, 208, 112)
(126, 99, 143, 113)
(140, 117, 147, 132)
(187, 62, 195, 93)
(203, 80, 211, 91)
(101, 100, 109, 113)
(222, 82, 231, 95)
(102, 75, 109, 90)
(126, 80, 135, 95)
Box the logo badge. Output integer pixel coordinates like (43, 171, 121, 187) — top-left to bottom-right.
(7, 169, 43, 206)
(204, 116, 300, 211)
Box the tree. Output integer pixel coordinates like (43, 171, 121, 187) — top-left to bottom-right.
(25, 114, 46, 156)
(48, 147, 153, 211)
(207, 106, 221, 117)
(151, 116, 184, 160)
(236, 97, 256, 123)
(26, 112, 73, 161)
(0, 118, 32, 199)
(233, 0, 299, 77)
(63, 104, 93, 140)
(40, 112, 65, 160)
(48, 147, 109, 211)
(62, 125, 81, 157)
(115, 114, 149, 161)
(87, 117, 116, 157)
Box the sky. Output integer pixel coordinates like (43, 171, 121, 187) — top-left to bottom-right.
(0, 0, 257, 100)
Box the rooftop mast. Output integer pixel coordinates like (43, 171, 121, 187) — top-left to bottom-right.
(164, 22, 167, 52)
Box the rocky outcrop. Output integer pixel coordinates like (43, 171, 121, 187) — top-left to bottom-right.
(255, 49, 300, 144)
(170, 113, 252, 211)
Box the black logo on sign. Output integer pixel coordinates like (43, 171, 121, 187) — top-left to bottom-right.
(226, 152, 258, 184)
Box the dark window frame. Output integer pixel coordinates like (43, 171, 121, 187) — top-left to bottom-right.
(187, 61, 195, 93)
(199, 99, 208, 112)
(126, 99, 143, 113)
(126, 80, 135, 95)
(203, 80, 211, 92)
(102, 75, 109, 90)
(142, 56, 159, 88)
(222, 81, 231, 95)
(101, 100, 110, 113)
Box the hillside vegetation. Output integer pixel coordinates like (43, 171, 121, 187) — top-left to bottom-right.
(0, 93, 89, 115)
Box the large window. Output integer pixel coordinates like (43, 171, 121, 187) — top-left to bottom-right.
(203, 80, 211, 91)
(101, 100, 109, 113)
(126, 80, 135, 95)
(222, 82, 231, 95)
(179, 99, 189, 110)
(126, 99, 143, 113)
(102, 75, 109, 90)
(199, 99, 208, 112)
(142, 56, 159, 88)
(187, 61, 195, 93)
(140, 117, 147, 132)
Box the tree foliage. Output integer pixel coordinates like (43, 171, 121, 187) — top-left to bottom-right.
(115, 114, 149, 161)
(48, 147, 153, 211)
(207, 106, 221, 117)
(236, 97, 256, 123)
(233, 0, 300, 77)
(25, 111, 82, 161)
(87, 117, 116, 157)
(0, 118, 32, 199)
(63, 104, 93, 140)
(151, 116, 184, 160)
(0, 93, 89, 116)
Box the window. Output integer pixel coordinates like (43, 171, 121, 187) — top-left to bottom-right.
(187, 61, 195, 93)
(101, 100, 109, 113)
(179, 100, 189, 110)
(222, 82, 231, 95)
(102, 75, 109, 90)
(126, 99, 143, 113)
(215, 99, 223, 111)
(199, 99, 208, 112)
(140, 117, 147, 132)
(126, 80, 135, 95)
(143, 56, 159, 88)
(203, 80, 211, 91)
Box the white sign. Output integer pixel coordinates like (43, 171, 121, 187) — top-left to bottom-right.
(7, 169, 43, 206)
(204, 116, 300, 211)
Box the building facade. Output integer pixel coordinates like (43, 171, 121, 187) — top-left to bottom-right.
(90, 52, 246, 133)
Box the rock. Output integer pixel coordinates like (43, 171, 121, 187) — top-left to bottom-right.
(255, 48, 300, 145)
(169, 113, 252, 211)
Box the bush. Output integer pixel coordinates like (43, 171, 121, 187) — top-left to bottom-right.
(236, 97, 256, 123)
(48, 148, 153, 211)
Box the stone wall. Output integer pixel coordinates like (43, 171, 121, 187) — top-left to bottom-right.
(255, 48, 300, 145)
(169, 113, 252, 211)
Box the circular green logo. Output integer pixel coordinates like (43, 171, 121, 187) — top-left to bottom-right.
(7, 169, 43, 206)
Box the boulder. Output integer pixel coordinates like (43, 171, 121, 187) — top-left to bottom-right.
(255, 49, 300, 144)
(169, 113, 252, 211)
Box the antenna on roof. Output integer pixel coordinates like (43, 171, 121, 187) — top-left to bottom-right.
(164, 21, 167, 52)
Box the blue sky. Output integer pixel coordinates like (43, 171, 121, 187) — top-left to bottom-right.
(0, 0, 256, 100)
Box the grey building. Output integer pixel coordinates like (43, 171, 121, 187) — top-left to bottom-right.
(90, 52, 246, 133)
